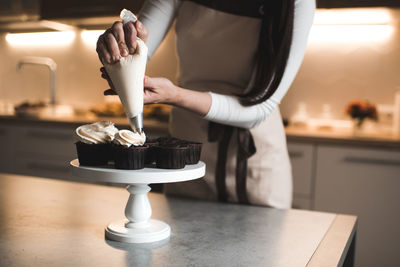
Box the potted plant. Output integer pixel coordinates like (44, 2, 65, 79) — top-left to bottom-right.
(346, 100, 378, 133)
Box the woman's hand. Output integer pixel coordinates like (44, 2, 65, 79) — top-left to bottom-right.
(100, 73, 180, 102)
(144, 76, 212, 116)
(100, 67, 116, 95)
(144, 76, 179, 104)
(96, 19, 148, 64)
(101, 73, 212, 117)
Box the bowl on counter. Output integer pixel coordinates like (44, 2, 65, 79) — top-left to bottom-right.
(14, 101, 74, 118)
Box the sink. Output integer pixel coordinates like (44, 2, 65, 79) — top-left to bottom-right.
(16, 56, 72, 119)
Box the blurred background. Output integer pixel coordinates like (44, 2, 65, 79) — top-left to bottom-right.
(0, 1, 399, 267)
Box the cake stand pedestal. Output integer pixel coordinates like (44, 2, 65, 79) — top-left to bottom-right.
(70, 159, 205, 243)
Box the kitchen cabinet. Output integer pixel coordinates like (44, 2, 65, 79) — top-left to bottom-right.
(6, 124, 77, 181)
(314, 145, 400, 267)
(14, 125, 76, 158)
(0, 123, 90, 182)
(317, 0, 400, 8)
(0, 0, 39, 20)
(0, 119, 169, 188)
(287, 142, 316, 210)
(40, 0, 145, 19)
(14, 156, 74, 180)
(0, 125, 15, 173)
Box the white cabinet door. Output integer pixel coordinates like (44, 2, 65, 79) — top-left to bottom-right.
(287, 142, 315, 209)
(314, 145, 400, 267)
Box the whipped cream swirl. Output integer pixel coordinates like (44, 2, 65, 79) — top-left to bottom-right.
(75, 121, 119, 144)
(113, 129, 146, 147)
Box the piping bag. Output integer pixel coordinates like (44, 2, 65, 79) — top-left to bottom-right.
(103, 9, 148, 134)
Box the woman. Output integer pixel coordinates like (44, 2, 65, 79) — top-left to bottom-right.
(97, 0, 315, 208)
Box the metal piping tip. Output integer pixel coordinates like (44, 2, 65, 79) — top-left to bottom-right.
(128, 112, 143, 134)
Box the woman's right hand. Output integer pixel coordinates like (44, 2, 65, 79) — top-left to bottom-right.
(96, 19, 148, 64)
(100, 67, 116, 95)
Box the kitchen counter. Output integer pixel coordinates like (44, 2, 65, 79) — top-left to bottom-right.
(0, 174, 356, 266)
(0, 113, 169, 134)
(1, 112, 399, 149)
(0, 114, 400, 150)
(286, 125, 400, 150)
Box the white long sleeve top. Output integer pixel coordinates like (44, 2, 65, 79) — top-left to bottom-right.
(140, 0, 315, 129)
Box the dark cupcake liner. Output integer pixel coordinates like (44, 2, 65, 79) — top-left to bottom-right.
(155, 145, 187, 169)
(185, 142, 202, 164)
(113, 144, 148, 170)
(144, 139, 159, 165)
(75, 141, 110, 166)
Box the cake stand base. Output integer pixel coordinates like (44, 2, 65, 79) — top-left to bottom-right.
(105, 219, 171, 243)
(70, 159, 205, 244)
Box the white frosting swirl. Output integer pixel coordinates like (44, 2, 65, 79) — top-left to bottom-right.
(113, 129, 146, 147)
(75, 121, 119, 144)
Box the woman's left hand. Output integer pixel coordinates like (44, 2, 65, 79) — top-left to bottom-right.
(145, 75, 211, 116)
(144, 76, 179, 104)
(103, 74, 212, 116)
(101, 72, 179, 103)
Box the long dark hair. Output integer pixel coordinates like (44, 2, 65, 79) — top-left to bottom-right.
(239, 0, 295, 106)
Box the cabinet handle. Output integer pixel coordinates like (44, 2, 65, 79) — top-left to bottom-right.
(27, 162, 70, 173)
(27, 131, 71, 141)
(344, 156, 400, 166)
(289, 151, 304, 158)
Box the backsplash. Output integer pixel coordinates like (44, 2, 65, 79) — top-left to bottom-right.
(0, 24, 178, 109)
(0, 8, 399, 122)
(282, 8, 400, 122)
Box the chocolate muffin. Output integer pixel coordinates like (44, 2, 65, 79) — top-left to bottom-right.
(155, 143, 188, 169)
(112, 129, 148, 170)
(144, 138, 159, 165)
(74, 121, 119, 166)
(184, 142, 202, 164)
(75, 141, 110, 166)
(156, 136, 180, 146)
(113, 144, 148, 170)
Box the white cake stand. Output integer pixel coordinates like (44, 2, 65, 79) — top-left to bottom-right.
(70, 159, 205, 243)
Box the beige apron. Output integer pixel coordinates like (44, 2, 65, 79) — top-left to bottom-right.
(164, 1, 292, 208)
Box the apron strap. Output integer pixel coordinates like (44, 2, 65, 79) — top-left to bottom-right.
(208, 122, 257, 204)
(236, 128, 256, 204)
(208, 122, 233, 202)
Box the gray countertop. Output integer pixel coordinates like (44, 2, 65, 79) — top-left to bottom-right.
(0, 174, 356, 267)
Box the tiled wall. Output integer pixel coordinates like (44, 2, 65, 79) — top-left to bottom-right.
(282, 8, 400, 121)
(0, 8, 399, 121)
(0, 24, 178, 109)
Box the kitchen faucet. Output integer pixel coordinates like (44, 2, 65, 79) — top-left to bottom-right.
(17, 56, 57, 105)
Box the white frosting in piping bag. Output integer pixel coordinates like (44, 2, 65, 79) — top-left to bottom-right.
(103, 9, 148, 120)
(113, 129, 146, 147)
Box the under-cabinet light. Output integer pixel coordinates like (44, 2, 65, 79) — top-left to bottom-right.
(81, 30, 104, 46)
(314, 8, 391, 25)
(310, 8, 394, 44)
(309, 24, 394, 44)
(6, 31, 75, 46)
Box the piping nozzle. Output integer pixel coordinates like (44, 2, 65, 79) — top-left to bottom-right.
(129, 112, 143, 134)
